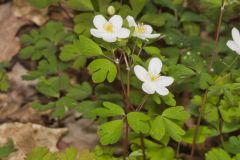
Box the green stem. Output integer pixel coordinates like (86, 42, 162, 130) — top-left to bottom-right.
(140, 133, 146, 160)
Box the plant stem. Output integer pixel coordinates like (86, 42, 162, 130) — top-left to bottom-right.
(123, 117, 129, 160)
(140, 133, 146, 160)
(190, 1, 225, 159)
(190, 92, 208, 160)
(136, 95, 149, 111)
(208, 0, 226, 71)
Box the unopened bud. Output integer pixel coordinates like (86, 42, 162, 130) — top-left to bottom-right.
(107, 6, 115, 15)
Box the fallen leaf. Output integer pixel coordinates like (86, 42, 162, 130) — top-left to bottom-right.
(0, 3, 28, 62)
(12, 0, 49, 26)
(0, 122, 67, 160)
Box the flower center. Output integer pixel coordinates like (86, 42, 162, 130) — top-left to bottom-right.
(103, 22, 114, 33)
(149, 73, 160, 81)
(136, 23, 146, 34)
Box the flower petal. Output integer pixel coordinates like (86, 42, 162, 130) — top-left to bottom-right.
(90, 29, 103, 38)
(155, 76, 174, 87)
(227, 40, 240, 54)
(148, 58, 162, 76)
(109, 15, 123, 29)
(155, 87, 169, 96)
(126, 15, 137, 27)
(144, 25, 153, 34)
(102, 34, 117, 42)
(134, 65, 149, 82)
(142, 82, 155, 94)
(143, 33, 160, 39)
(93, 15, 107, 30)
(116, 28, 130, 38)
(232, 27, 240, 46)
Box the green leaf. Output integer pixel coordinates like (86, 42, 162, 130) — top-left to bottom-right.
(163, 118, 185, 142)
(27, 0, 59, 8)
(60, 36, 102, 61)
(180, 12, 206, 22)
(98, 120, 123, 145)
(127, 112, 150, 134)
(199, 72, 213, 89)
(88, 59, 117, 83)
(26, 147, 51, 160)
(74, 13, 94, 35)
(150, 116, 165, 140)
(58, 147, 79, 160)
(140, 14, 165, 27)
(162, 106, 190, 121)
(0, 139, 16, 159)
(66, 0, 94, 11)
(32, 102, 55, 112)
(130, 0, 146, 17)
(182, 126, 211, 144)
(161, 93, 176, 106)
(76, 101, 100, 119)
(205, 148, 231, 160)
(0, 70, 9, 91)
(143, 46, 161, 56)
(224, 135, 240, 154)
(67, 82, 92, 100)
(169, 64, 195, 82)
(94, 101, 125, 117)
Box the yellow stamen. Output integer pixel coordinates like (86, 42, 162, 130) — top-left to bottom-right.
(137, 23, 146, 34)
(103, 22, 114, 33)
(149, 73, 160, 81)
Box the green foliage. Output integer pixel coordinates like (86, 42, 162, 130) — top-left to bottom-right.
(94, 102, 125, 117)
(88, 59, 117, 83)
(0, 139, 16, 159)
(98, 120, 124, 145)
(127, 112, 150, 134)
(0, 68, 9, 92)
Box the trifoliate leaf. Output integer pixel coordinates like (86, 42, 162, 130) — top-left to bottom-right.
(94, 102, 125, 117)
(161, 93, 176, 106)
(98, 120, 124, 145)
(162, 106, 190, 121)
(76, 101, 100, 119)
(88, 59, 117, 83)
(140, 14, 165, 27)
(205, 148, 231, 160)
(60, 36, 102, 61)
(163, 118, 185, 142)
(67, 82, 92, 100)
(150, 116, 165, 140)
(182, 126, 211, 144)
(180, 11, 206, 22)
(129, 0, 146, 17)
(127, 112, 150, 134)
(224, 135, 240, 154)
(66, 0, 94, 11)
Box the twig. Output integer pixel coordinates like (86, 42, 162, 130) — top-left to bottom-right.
(190, 1, 226, 159)
(140, 133, 146, 160)
(190, 92, 208, 160)
(208, 0, 226, 71)
(136, 95, 149, 111)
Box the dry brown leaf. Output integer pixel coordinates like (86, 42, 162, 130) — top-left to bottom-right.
(12, 0, 49, 26)
(0, 122, 67, 160)
(60, 117, 98, 151)
(0, 3, 28, 62)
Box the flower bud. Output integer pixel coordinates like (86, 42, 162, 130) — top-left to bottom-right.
(107, 6, 115, 15)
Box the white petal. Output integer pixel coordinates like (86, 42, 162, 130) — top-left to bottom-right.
(93, 15, 107, 30)
(227, 40, 240, 54)
(90, 29, 103, 38)
(143, 33, 160, 39)
(144, 25, 153, 34)
(134, 65, 149, 82)
(126, 15, 137, 27)
(155, 87, 169, 96)
(116, 28, 130, 38)
(155, 76, 174, 87)
(148, 58, 162, 76)
(232, 27, 240, 46)
(142, 82, 155, 94)
(109, 15, 123, 29)
(102, 34, 117, 42)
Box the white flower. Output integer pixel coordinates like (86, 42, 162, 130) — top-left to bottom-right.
(226, 27, 240, 55)
(134, 58, 174, 96)
(126, 15, 160, 41)
(90, 15, 130, 43)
